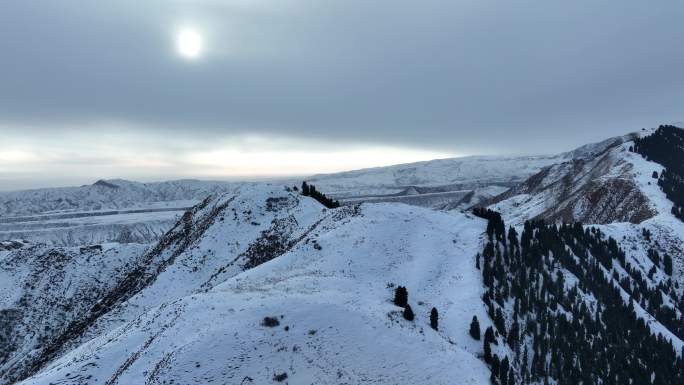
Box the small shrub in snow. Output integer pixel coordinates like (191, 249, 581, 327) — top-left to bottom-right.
(642, 228, 652, 241)
(273, 372, 288, 382)
(262, 316, 280, 327)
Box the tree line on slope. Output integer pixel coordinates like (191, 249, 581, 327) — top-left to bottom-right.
(631, 124, 684, 221)
(474, 209, 684, 385)
(299, 182, 341, 209)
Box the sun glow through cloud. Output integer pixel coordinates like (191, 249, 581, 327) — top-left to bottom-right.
(176, 28, 203, 59)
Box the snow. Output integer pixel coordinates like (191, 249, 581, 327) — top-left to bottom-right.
(490, 133, 684, 354)
(0, 179, 237, 217)
(305, 135, 625, 200)
(0, 242, 149, 380)
(0, 180, 238, 246)
(0, 209, 183, 246)
(0, 154, 564, 246)
(15, 188, 492, 385)
(490, 133, 659, 226)
(305, 154, 566, 198)
(5, 129, 684, 384)
(591, 138, 684, 282)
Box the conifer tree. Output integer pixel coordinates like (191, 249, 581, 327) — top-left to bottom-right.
(664, 253, 673, 275)
(484, 338, 492, 364)
(490, 355, 500, 383)
(403, 304, 415, 321)
(430, 307, 438, 330)
(470, 315, 481, 340)
(394, 286, 408, 307)
(299, 181, 340, 208)
(484, 326, 494, 363)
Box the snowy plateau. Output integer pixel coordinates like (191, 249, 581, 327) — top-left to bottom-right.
(1, 127, 684, 385)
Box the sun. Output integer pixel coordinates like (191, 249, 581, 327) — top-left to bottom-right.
(176, 28, 203, 59)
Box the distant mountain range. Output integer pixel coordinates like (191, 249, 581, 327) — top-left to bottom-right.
(0, 136, 621, 246)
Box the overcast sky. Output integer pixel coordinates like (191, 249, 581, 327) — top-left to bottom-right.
(1, 1, 683, 190)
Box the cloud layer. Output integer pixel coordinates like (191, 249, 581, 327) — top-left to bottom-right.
(0, 1, 682, 189)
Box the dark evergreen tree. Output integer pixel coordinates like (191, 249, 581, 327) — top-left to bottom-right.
(430, 307, 439, 330)
(484, 326, 495, 363)
(494, 308, 506, 336)
(474, 207, 684, 385)
(633, 125, 684, 222)
(648, 248, 660, 266)
(664, 253, 673, 275)
(393, 286, 408, 307)
(470, 315, 481, 340)
(299, 181, 340, 208)
(403, 304, 415, 321)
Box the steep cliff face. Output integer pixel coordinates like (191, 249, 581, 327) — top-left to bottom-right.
(488, 134, 659, 225)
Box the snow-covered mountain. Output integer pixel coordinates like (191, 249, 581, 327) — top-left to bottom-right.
(307, 155, 564, 197)
(2, 184, 493, 385)
(306, 137, 629, 210)
(0, 180, 237, 246)
(0, 154, 568, 246)
(3, 127, 684, 385)
(304, 155, 566, 212)
(0, 242, 149, 382)
(488, 130, 667, 225)
(0, 179, 236, 217)
(0, 135, 633, 247)
(0, 150, 568, 246)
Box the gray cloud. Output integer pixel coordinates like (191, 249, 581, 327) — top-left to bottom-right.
(1, 0, 683, 171)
